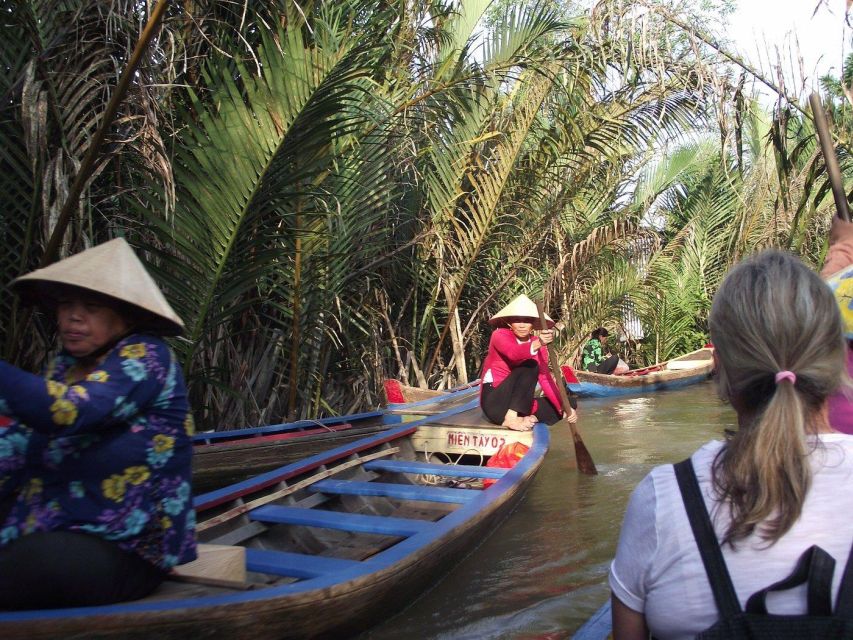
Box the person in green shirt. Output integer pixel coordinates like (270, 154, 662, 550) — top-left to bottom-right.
(582, 327, 620, 374)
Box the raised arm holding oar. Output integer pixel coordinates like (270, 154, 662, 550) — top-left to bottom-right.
(534, 301, 598, 475)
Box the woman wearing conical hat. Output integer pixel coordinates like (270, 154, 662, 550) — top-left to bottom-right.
(480, 294, 577, 430)
(0, 238, 196, 609)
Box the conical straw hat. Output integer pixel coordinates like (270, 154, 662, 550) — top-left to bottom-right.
(488, 294, 554, 329)
(826, 264, 853, 340)
(12, 238, 184, 336)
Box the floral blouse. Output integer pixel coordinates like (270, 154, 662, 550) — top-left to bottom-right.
(581, 338, 605, 371)
(0, 334, 197, 571)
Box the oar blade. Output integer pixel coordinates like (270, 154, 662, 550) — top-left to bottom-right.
(535, 300, 598, 475)
(572, 435, 598, 476)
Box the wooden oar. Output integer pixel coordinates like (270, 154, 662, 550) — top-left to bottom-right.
(809, 91, 851, 222)
(535, 301, 598, 475)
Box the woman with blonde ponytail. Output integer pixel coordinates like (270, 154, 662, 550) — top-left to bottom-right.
(609, 250, 853, 639)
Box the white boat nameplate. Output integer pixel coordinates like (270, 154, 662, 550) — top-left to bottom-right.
(412, 426, 533, 457)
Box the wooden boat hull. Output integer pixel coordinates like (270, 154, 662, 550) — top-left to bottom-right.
(0, 399, 547, 640)
(192, 411, 401, 493)
(569, 347, 714, 398)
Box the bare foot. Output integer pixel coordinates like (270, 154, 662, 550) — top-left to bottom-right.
(503, 416, 533, 431)
(502, 416, 524, 430)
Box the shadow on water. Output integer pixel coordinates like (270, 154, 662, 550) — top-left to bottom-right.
(361, 381, 737, 639)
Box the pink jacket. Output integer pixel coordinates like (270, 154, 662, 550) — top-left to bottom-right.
(822, 238, 853, 278)
(480, 328, 563, 415)
(827, 349, 853, 434)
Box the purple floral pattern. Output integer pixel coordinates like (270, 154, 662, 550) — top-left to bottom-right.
(0, 335, 197, 570)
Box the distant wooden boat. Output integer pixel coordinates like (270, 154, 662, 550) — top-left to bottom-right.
(0, 400, 548, 640)
(566, 347, 714, 398)
(192, 411, 402, 493)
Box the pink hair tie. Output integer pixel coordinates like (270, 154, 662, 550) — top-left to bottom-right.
(775, 370, 796, 385)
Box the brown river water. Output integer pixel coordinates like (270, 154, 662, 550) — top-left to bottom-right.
(360, 381, 737, 640)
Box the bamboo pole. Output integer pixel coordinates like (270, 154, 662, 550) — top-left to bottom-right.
(809, 92, 851, 222)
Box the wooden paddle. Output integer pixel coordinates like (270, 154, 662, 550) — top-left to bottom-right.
(535, 301, 598, 475)
(809, 91, 851, 222)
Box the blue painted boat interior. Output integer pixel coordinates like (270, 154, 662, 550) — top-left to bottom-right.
(309, 478, 479, 503)
(250, 505, 433, 537)
(193, 398, 481, 511)
(0, 398, 549, 625)
(363, 459, 507, 479)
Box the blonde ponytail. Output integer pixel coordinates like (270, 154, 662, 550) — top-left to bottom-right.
(709, 250, 845, 546)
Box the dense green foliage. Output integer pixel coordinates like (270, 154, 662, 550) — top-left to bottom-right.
(0, 0, 848, 428)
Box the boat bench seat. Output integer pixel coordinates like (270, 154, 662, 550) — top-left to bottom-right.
(310, 479, 478, 504)
(363, 459, 507, 479)
(245, 548, 361, 579)
(249, 505, 431, 537)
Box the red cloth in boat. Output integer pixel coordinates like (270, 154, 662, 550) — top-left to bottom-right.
(479, 328, 562, 416)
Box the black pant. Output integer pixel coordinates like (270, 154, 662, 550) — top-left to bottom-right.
(0, 530, 166, 610)
(481, 361, 562, 426)
(592, 354, 620, 375)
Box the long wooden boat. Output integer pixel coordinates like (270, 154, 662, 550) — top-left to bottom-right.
(566, 347, 714, 398)
(192, 411, 403, 493)
(0, 399, 548, 640)
(193, 382, 491, 494)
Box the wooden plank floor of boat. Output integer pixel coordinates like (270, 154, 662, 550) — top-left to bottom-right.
(310, 501, 456, 561)
(142, 496, 460, 601)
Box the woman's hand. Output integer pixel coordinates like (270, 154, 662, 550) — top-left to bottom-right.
(830, 215, 853, 247)
(564, 407, 578, 423)
(538, 329, 554, 346)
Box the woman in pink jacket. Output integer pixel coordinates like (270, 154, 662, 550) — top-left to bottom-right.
(480, 294, 577, 431)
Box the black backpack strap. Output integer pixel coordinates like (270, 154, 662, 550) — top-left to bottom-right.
(744, 545, 835, 615)
(674, 458, 742, 617)
(835, 538, 853, 616)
